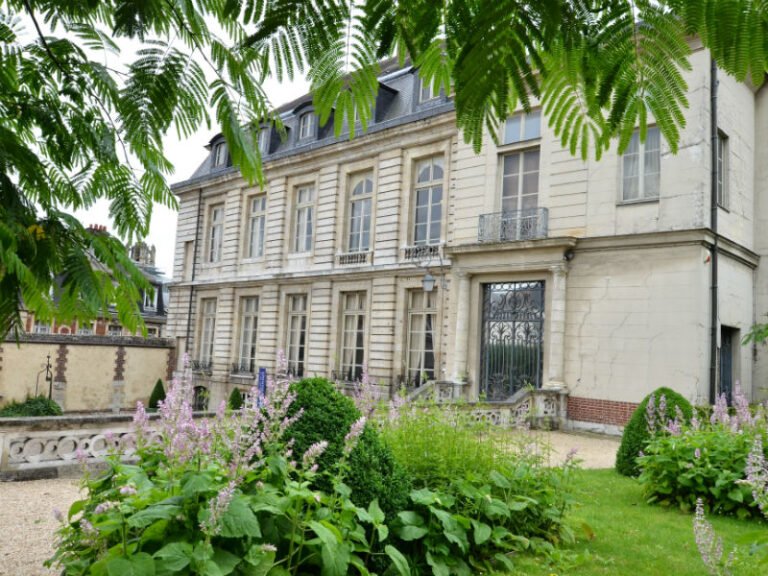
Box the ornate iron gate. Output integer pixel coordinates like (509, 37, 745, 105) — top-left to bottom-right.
(480, 281, 545, 401)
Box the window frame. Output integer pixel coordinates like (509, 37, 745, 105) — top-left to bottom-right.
(257, 127, 270, 155)
(198, 298, 217, 364)
(620, 126, 661, 204)
(298, 112, 315, 141)
(286, 293, 308, 378)
(412, 155, 445, 246)
(246, 194, 267, 259)
(292, 185, 315, 253)
(347, 172, 374, 253)
(212, 141, 228, 168)
(207, 203, 225, 263)
(717, 129, 729, 210)
(502, 110, 542, 145)
(418, 76, 439, 104)
(338, 292, 367, 381)
(404, 289, 438, 387)
(237, 296, 259, 373)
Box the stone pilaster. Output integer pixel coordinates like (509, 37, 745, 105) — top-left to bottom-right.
(544, 264, 568, 390)
(451, 271, 471, 382)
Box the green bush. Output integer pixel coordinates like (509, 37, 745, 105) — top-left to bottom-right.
(0, 395, 63, 417)
(286, 377, 412, 519)
(615, 387, 693, 477)
(147, 378, 165, 411)
(227, 386, 244, 410)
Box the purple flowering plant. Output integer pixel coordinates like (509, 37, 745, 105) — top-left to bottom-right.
(47, 355, 399, 576)
(638, 387, 768, 519)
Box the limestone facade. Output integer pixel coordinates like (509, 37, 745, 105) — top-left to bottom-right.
(168, 48, 768, 427)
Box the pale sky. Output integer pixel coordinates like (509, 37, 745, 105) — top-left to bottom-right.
(73, 76, 309, 277)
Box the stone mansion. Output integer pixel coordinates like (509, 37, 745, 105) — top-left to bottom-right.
(167, 46, 768, 430)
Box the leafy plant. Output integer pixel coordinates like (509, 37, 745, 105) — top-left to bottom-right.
(615, 387, 693, 477)
(147, 378, 165, 411)
(227, 386, 244, 410)
(0, 395, 63, 417)
(640, 390, 768, 519)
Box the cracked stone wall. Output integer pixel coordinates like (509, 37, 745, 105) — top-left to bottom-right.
(564, 245, 710, 406)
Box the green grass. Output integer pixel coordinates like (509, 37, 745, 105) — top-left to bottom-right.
(510, 469, 766, 576)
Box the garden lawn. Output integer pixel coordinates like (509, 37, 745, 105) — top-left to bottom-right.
(510, 468, 765, 575)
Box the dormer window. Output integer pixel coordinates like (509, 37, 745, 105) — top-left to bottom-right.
(258, 128, 270, 154)
(213, 141, 228, 167)
(419, 78, 438, 103)
(298, 113, 314, 140)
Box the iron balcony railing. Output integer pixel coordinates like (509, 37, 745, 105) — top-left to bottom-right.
(402, 243, 441, 261)
(477, 208, 549, 243)
(190, 359, 213, 374)
(230, 361, 255, 376)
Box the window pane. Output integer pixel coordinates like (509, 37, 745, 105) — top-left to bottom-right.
(417, 161, 431, 183)
(524, 110, 541, 140)
(522, 172, 539, 197)
(504, 115, 521, 144)
(432, 158, 444, 180)
(503, 153, 520, 176)
(523, 150, 540, 172)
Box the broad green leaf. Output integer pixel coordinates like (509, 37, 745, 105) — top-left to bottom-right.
(385, 545, 411, 576)
(489, 470, 511, 489)
(410, 488, 439, 505)
(397, 511, 424, 526)
(426, 552, 450, 576)
(127, 503, 182, 528)
(68, 499, 85, 520)
(397, 525, 429, 541)
(107, 553, 155, 576)
(213, 548, 241, 575)
(367, 500, 385, 525)
(471, 520, 492, 545)
(243, 546, 276, 576)
(153, 542, 192, 572)
(220, 496, 261, 538)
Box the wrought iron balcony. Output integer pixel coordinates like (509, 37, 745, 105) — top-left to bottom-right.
(190, 359, 213, 374)
(230, 361, 255, 376)
(402, 243, 441, 261)
(337, 251, 371, 266)
(477, 208, 549, 243)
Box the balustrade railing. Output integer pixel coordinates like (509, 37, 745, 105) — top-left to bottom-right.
(477, 208, 549, 243)
(402, 243, 441, 261)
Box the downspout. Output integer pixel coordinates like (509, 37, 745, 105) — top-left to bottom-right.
(185, 189, 203, 350)
(708, 57, 719, 404)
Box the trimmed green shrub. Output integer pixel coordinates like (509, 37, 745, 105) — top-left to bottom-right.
(286, 377, 411, 518)
(615, 387, 693, 477)
(0, 395, 63, 417)
(228, 386, 244, 410)
(148, 378, 165, 411)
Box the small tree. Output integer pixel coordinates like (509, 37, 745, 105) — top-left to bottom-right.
(228, 387, 244, 410)
(148, 379, 165, 412)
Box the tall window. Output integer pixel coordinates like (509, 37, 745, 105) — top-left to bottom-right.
(413, 156, 444, 245)
(405, 290, 437, 386)
(286, 294, 308, 377)
(199, 298, 217, 364)
(293, 186, 314, 253)
(298, 113, 314, 140)
(503, 110, 541, 144)
(238, 296, 259, 373)
(33, 320, 51, 334)
(501, 150, 540, 212)
(143, 288, 158, 311)
(247, 195, 267, 258)
(717, 130, 729, 208)
(622, 126, 661, 201)
(339, 292, 366, 381)
(348, 173, 373, 252)
(213, 142, 227, 167)
(208, 204, 224, 263)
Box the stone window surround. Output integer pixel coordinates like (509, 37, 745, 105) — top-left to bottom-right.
(235, 293, 261, 373)
(392, 275, 447, 385)
(241, 191, 268, 261)
(399, 140, 451, 254)
(334, 158, 379, 256)
(204, 200, 226, 265)
(285, 174, 319, 258)
(618, 125, 662, 205)
(716, 129, 729, 210)
(230, 286, 263, 369)
(194, 290, 219, 365)
(328, 280, 372, 380)
(495, 110, 543, 214)
(276, 285, 312, 376)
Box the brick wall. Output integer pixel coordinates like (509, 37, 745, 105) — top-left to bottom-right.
(567, 396, 638, 427)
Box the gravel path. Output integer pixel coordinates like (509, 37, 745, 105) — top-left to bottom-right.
(0, 431, 619, 575)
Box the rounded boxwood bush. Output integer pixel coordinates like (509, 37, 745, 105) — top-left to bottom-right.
(148, 378, 165, 411)
(615, 386, 693, 477)
(286, 377, 411, 518)
(228, 386, 244, 410)
(0, 395, 63, 417)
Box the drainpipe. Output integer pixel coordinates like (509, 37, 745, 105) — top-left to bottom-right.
(708, 57, 719, 404)
(185, 189, 203, 352)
